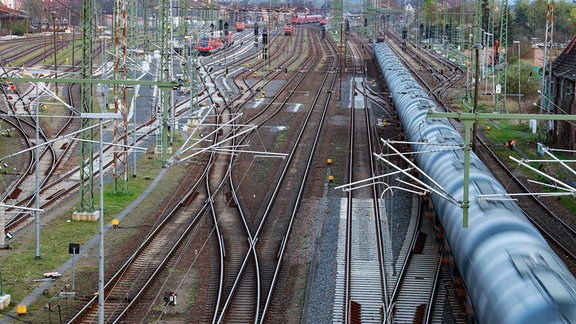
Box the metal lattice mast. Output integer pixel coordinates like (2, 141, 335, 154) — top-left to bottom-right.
(128, 0, 138, 53)
(459, 0, 465, 50)
(79, 0, 95, 212)
(143, 0, 149, 51)
(157, 0, 170, 167)
(484, 0, 496, 103)
(487, 0, 494, 45)
(187, 7, 200, 116)
(113, 0, 130, 194)
(494, 0, 509, 113)
(540, 1, 554, 114)
(443, 0, 447, 45)
(334, 0, 343, 29)
(435, 1, 439, 40)
(423, 0, 430, 39)
(473, 0, 482, 44)
(469, 0, 482, 103)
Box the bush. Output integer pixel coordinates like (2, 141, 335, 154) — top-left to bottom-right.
(11, 22, 27, 36)
(505, 60, 540, 96)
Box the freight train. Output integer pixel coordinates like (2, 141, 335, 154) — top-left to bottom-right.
(198, 32, 234, 56)
(374, 42, 576, 323)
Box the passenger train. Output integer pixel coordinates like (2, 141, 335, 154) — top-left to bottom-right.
(290, 14, 326, 25)
(198, 32, 234, 56)
(374, 42, 576, 323)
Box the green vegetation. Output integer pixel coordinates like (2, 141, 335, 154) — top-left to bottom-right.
(273, 128, 287, 149)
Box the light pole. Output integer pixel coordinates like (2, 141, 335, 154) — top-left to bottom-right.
(513, 40, 521, 112)
(35, 76, 41, 259)
(80, 112, 121, 324)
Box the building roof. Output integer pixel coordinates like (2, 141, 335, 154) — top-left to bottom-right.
(552, 35, 576, 82)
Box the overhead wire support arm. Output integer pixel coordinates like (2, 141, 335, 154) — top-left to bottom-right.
(375, 140, 461, 207)
(0, 76, 178, 88)
(427, 109, 576, 227)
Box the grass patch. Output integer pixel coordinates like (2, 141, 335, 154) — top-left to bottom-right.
(273, 128, 287, 149)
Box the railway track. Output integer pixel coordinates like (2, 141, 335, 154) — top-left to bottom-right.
(63, 24, 339, 323)
(68, 163, 213, 323)
(4, 19, 550, 324)
(213, 26, 339, 323)
(333, 34, 386, 323)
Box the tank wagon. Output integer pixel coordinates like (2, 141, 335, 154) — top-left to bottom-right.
(373, 42, 576, 323)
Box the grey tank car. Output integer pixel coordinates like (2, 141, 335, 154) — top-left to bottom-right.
(374, 42, 576, 323)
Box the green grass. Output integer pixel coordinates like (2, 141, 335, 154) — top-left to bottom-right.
(273, 128, 287, 149)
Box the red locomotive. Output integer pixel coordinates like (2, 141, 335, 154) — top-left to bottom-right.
(284, 24, 293, 36)
(198, 32, 234, 56)
(235, 21, 245, 32)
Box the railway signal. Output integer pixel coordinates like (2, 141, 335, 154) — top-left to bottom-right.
(254, 23, 259, 48)
(164, 292, 177, 305)
(262, 27, 268, 45)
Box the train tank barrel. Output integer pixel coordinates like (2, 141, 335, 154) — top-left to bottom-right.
(372, 41, 576, 324)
